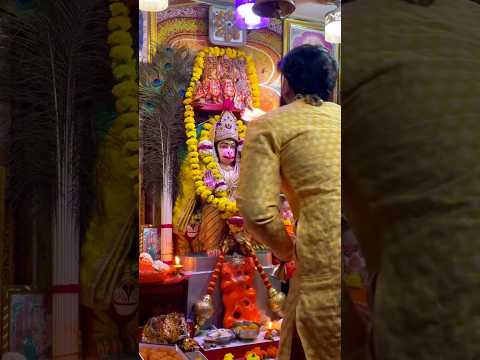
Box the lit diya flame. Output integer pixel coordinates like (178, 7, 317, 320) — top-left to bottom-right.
(173, 256, 183, 274)
(264, 320, 276, 340)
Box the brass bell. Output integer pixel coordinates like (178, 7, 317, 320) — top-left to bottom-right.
(267, 287, 286, 316)
(253, 0, 296, 19)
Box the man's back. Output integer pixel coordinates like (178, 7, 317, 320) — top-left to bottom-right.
(343, 0, 480, 358)
(238, 98, 341, 359)
(262, 99, 341, 276)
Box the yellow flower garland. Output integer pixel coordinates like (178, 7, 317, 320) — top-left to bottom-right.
(184, 113, 246, 219)
(108, 1, 139, 196)
(183, 46, 258, 218)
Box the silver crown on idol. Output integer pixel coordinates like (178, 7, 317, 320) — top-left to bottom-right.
(214, 111, 238, 142)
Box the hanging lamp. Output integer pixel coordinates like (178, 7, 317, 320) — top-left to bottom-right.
(235, 0, 270, 29)
(252, 0, 295, 19)
(140, 0, 168, 12)
(325, 2, 341, 44)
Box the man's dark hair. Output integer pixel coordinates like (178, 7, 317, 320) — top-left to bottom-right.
(278, 44, 338, 101)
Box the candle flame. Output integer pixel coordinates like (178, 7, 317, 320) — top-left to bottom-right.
(268, 321, 272, 330)
(175, 256, 180, 265)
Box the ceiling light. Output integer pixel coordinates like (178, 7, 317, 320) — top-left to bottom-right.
(140, 0, 168, 12)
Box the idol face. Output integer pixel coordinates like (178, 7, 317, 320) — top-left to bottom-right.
(186, 223, 199, 238)
(217, 139, 236, 166)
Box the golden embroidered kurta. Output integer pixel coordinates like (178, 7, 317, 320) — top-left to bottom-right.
(342, 0, 480, 358)
(237, 99, 341, 360)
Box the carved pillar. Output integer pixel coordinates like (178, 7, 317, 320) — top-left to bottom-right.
(160, 159, 173, 262)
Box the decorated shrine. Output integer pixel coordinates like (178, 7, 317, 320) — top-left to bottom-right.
(0, 0, 344, 358)
(138, 0, 341, 359)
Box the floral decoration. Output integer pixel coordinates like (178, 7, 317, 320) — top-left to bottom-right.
(108, 0, 139, 196)
(183, 46, 254, 219)
(183, 113, 246, 219)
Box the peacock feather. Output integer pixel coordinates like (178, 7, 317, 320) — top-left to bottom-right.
(139, 45, 194, 203)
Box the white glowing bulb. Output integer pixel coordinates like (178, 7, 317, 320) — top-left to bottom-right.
(140, 0, 168, 12)
(325, 20, 341, 43)
(325, 6, 341, 44)
(238, 4, 261, 26)
(175, 255, 180, 265)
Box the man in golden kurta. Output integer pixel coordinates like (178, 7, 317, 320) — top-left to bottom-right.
(237, 45, 341, 360)
(342, 0, 480, 359)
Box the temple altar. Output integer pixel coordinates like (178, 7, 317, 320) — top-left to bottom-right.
(137, 2, 339, 359)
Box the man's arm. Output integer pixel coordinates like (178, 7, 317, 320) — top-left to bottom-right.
(237, 119, 293, 261)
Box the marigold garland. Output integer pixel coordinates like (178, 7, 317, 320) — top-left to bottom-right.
(182, 46, 254, 219)
(108, 0, 139, 196)
(184, 114, 246, 219)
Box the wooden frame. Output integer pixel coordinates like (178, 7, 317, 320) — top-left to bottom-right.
(140, 225, 160, 258)
(1, 285, 51, 356)
(283, 18, 341, 103)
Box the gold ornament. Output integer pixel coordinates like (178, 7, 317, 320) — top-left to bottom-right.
(179, 337, 200, 352)
(193, 294, 215, 329)
(268, 288, 286, 317)
(142, 313, 188, 344)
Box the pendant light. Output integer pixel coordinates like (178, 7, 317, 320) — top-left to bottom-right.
(235, 0, 270, 30)
(252, 0, 296, 19)
(325, 1, 341, 44)
(140, 0, 168, 12)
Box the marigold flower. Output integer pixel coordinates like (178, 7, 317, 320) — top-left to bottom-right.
(112, 63, 136, 81)
(112, 80, 137, 98)
(108, 30, 133, 47)
(115, 96, 137, 113)
(108, 16, 131, 32)
(110, 2, 129, 16)
(185, 123, 195, 131)
(110, 45, 134, 62)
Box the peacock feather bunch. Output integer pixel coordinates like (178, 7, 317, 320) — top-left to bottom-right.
(0, 0, 111, 221)
(139, 45, 195, 203)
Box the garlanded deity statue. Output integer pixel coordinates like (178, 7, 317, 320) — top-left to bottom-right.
(197, 111, 242, 255)
(233, 57, 253, 111)
(176, 47, 286, 334)
(173, 109, 269, 256)
(199, 55, 223, 104)
(192, 52, 254, 111)
(219, 56, 236, 106)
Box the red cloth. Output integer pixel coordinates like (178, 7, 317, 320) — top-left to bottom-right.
(223, 98, 235, 111)
(285, 261, 296, 280)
